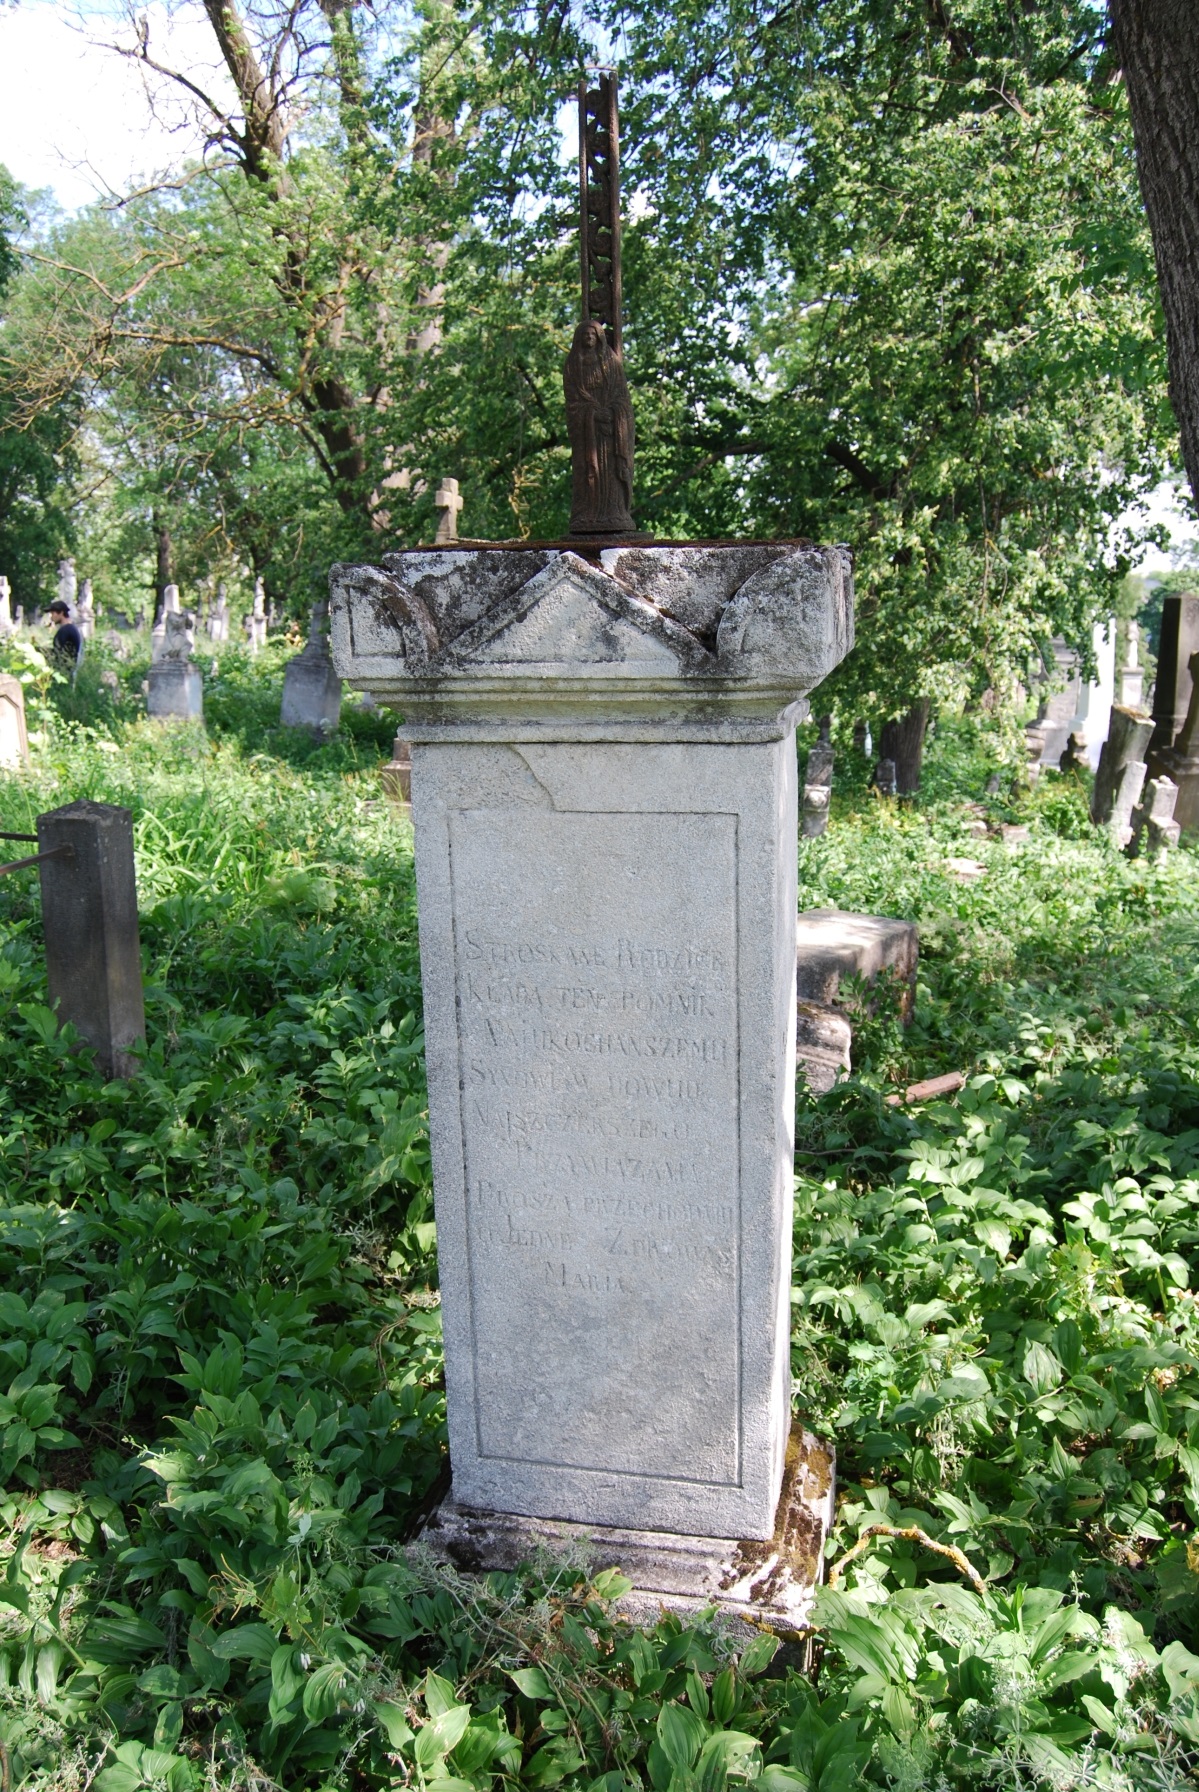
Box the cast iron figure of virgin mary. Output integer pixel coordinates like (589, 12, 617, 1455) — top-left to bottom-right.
(564, 320, 636, 535)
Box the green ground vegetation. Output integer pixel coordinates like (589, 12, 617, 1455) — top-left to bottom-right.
(0, 645, 1198, 1789)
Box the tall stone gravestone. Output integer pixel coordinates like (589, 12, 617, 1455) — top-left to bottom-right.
(207, 583, 230, 642)
(247, 579, 268, 653)
(330, 540, 851, 1620)
(330, 76, 849, 1629)
(0, 575, 12, 636)
(57, 558, 77, 616)
(1148, 595, 1199, 832)
(1150, 649, 1199, 835)
(280, 600, 342, 735)
(802, 715, 833, 837)
(1120, 620, 1144, 711)
(147, 610, 203, 720)
(1091, 706, 1154, 846)
(78, 578, 96, 640)
(434, 478, 464, 544)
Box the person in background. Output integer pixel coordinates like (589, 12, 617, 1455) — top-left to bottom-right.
(47, 599, 82, 670)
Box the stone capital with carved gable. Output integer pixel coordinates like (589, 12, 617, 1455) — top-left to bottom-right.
(330, 543, 853, 742)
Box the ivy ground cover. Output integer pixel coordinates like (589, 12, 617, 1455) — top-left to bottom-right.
(0, 646, 1198, 1789)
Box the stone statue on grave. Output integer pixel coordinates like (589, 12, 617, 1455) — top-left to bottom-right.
(564, 321, 636, 535)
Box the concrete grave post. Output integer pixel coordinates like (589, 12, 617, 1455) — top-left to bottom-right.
(247, 579, 268, 652)
(1091, 705, 1153, 845)
(1148, 593, 1199, 763)
(801, 715, 833, 838)
(207, 583, 230, 642)
(434, 477, 465, 544)
(0, 674, 30, 768)
(57, 558, 77, 615)
(1120, 620, 1144, 711)
(280, 600, 342, 735)
(147, 610, 203, 721)
(1129, 775, 1181, 857)
(380, 731, 413, 812)
(1150, 649, 1199, 834)
(331, 539, 853, 1623)
(36, 802, 145, 1078)
(78, 578, 96, 640)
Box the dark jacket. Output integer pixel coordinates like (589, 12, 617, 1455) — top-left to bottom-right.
(52, 621, 82, 663)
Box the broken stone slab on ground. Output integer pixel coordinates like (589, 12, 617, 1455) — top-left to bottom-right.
(1091, 706, 1154, 845)
(795, 908, 918, 1095)
(416, 1421, 834, 1636)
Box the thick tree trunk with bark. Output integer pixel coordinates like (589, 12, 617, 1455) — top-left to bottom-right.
(880, 700, 932, 794)
(1109, 0, 1199, 511)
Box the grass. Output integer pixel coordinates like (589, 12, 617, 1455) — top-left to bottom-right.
(0, 640, 1198, 1788)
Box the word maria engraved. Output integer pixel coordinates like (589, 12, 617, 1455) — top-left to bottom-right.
(448, 808, 741, 1485)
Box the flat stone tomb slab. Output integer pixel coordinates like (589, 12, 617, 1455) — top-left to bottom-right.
(330, 542, 854, 1553)
(417, 1421, 834, 1636)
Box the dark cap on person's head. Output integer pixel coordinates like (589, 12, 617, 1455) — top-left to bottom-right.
(48, 600, 71, 616)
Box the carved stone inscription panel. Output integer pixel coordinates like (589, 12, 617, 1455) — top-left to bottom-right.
(448, 808, 740, 1486)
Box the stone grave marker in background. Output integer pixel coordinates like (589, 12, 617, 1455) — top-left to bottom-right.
(1120, 620, 1144, 711)
(1129, 775, 1181, 857)
(434, 477, 464, 544)
(1149, 649, 1199, 835)
(147, 610, 203, 721)
(37, 802, 145, 1078)
(1091, 705, 1154, 846)
(1026, 622, 1116, 772)
(329, 74, 852, 1630)
(247, 579, 268, 653)
(801, 715, 833, 837)
(0, 576, 12, 636)
(57, 558, 77, 615)
(0, 674, 29, 768)
(1148, 593, 1199, 766)
(78, 578, 96, 640)
(207, 583, 230, 642)
(795, 908, 918, 1094)
(280, 600, 342, 735)
(379, 731, 413, 813)
(874, 755, 897, 796)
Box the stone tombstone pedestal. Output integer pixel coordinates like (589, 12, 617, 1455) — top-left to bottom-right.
(147, 611, 203, 721)
(281, 600, 342, 735)
(331, 540, 852, 1617)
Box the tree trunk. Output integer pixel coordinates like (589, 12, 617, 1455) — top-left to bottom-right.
(879, 700, 931, 794)
(1108, 0, 1199, 511)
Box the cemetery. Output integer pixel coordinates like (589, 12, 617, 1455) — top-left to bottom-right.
(2, 5, 1199, 1790)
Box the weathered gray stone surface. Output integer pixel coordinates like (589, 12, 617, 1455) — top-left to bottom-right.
(1091, 706, 1154, 836)
(1151, 649, 1199, 835)
(795, 908, 918, 1010)
(148, 611, 203, 720)
(802, 719, 833, 839)
(380, 731, 412, 810)
(78, 579, 96, 640)
(281, 602, 342, 735)
(247, 579, 268, 652)
(434, 477, 464, 544)
(1120, 621, 1144, 711)
(37, 802, 145, 1078)
(207, 584, 230, 642)
(417, 1421, 834, 1635)
(0, 575, 12, 636)
(1148, 594, 1199, 763)
(331, 542, 852, 1543)
(1129, 775, 1181, 857)
(0, 674, 29, 768)
(794, 909, 917, 1095)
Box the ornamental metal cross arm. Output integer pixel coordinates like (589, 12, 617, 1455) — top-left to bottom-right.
(578, 70, 622, 355)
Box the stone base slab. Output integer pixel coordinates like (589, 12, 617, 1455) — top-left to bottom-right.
(414, 1422, 834, 1636)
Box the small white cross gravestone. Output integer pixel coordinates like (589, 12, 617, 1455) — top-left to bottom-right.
(433, 477, 464, 544)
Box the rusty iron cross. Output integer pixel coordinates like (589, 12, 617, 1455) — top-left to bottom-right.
(578, 72, 622, 356)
